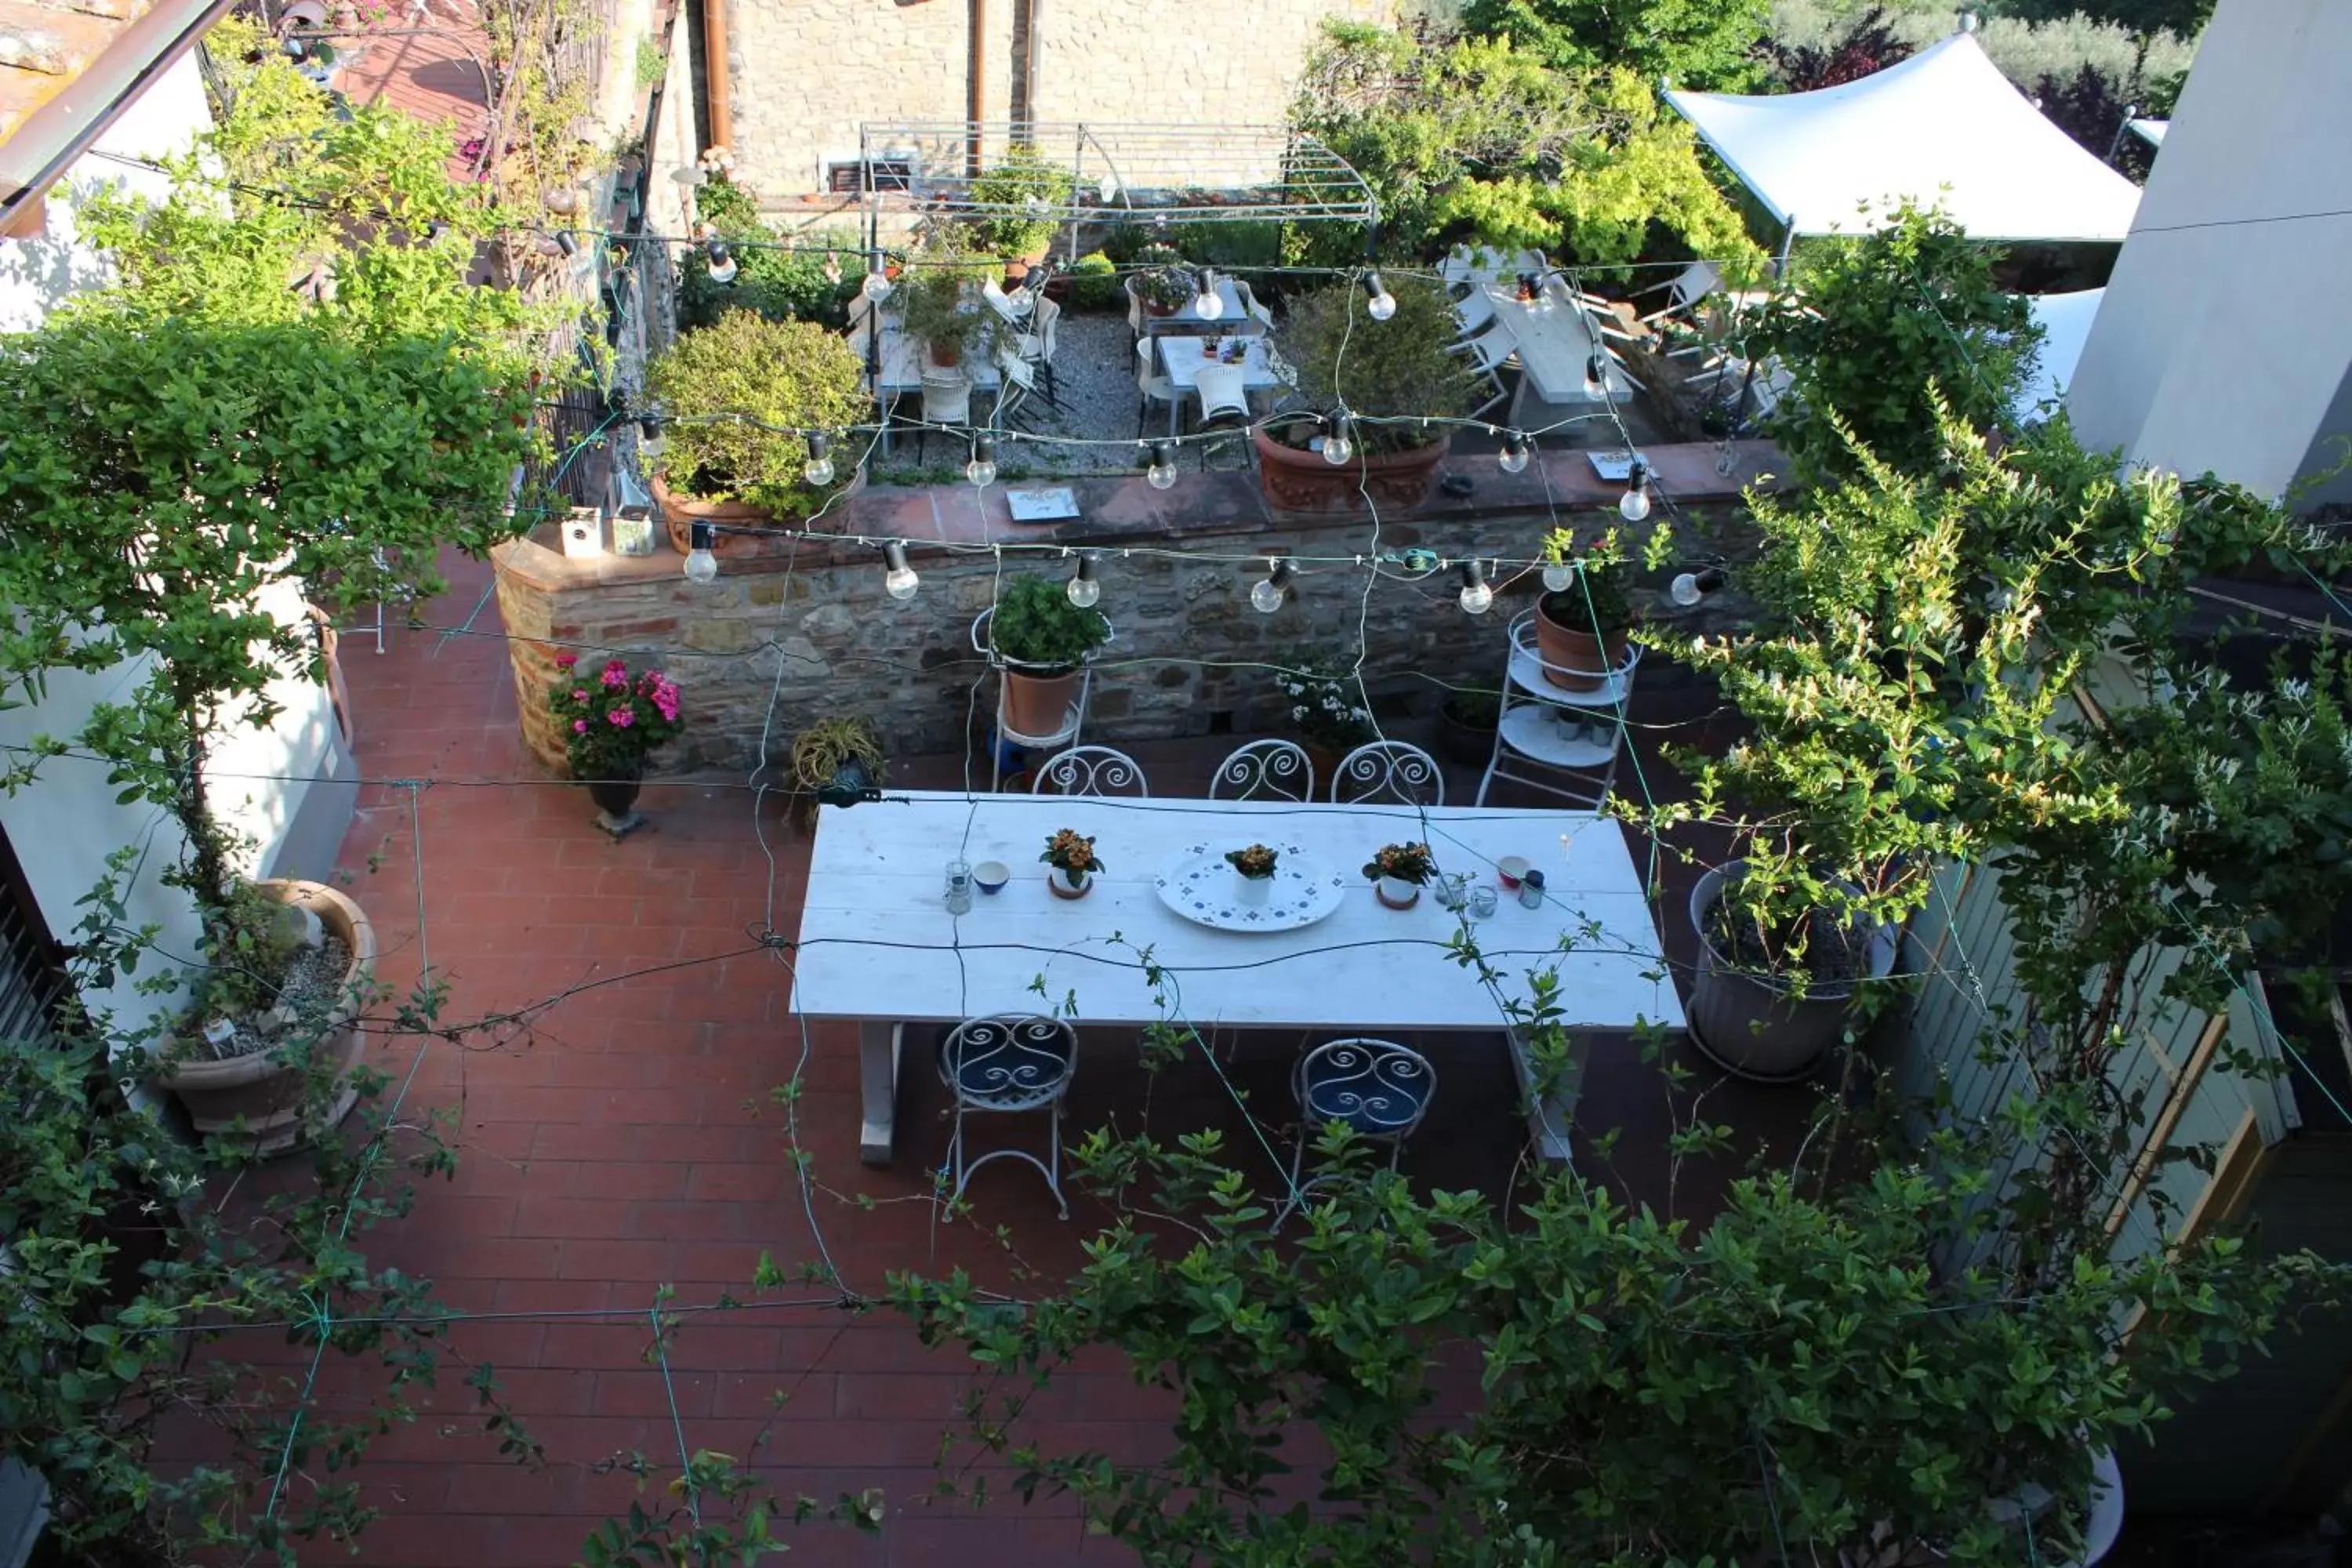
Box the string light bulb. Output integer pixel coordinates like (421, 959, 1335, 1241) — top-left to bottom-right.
(862, 249, 892, 303)
(1498, 432, 1530, 474)
(1250, 558, 1295, 614)
(1543, 557, 1576, 593)
(882, 542, 919, 601)
(966, 434, 996, 488)
(1584, 352, 1610, 398)
(1457, 561, 1494, 616)
(1322, 412, 1354, 466)
(637, 412, 666, 459)
(553, 230, 579, 258)
(1619, 458, 1653, 523)
(1670, 567, 1727, 607)
(1363, 271, 1396, 321)
(1065, 554, 1100, 609)
(703, 234, 736, 285)
(682, 521, 718, 584)
(803, 430, 834, 487)
(1145, 440, 1178, 490)
(1192, 269, 1221, 319)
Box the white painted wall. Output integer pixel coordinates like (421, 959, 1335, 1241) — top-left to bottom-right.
(2065, 0, 2352, 502)
(0, 45, 356, 1045)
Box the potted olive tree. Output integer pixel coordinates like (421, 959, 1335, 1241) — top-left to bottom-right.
(1257, 276, 1480, 514)
(986, 574, 1112, 740)
(645, 310, 868, 546)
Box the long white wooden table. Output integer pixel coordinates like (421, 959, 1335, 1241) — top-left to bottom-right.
(789, 793, 1684, 1164)
(1479, 280, 1634, 426)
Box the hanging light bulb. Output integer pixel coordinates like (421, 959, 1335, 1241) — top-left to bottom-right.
(966, 434, 997, 488)
(1321, 412, 1354, 466)
(1670, 567, 1727, 607)
(1362, 271, 1396, 321)
(862, 249, 892, 303)
(553, 230, 579, 258)
(883, 542, 919, 601)
(803, 430, 835, 487)
(704, 237, 737, 285)
(1498, 431, 1531, 474)
(1250, 558, 1295, 614)
(637, 412, 666, 459)
(1584, 352, 1610, 398)
(682, 521, 719, 584)
(822, 249, 842, 285)
(1145, 440, 1178, 490)
(1065, 554, 1101, 609)
(1457, 561, 1494, 616)
(1542, 557, 1575, 593)
(1619, 458, 1653, 523)
(1193, 269, 1221, 319)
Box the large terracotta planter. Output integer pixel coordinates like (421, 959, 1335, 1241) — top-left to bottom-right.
(1534, 595, 1631, 693)
(1002, 667, 1081, 741)
(651, 471, 861, 557)
(154, 880, 376, 1156)
(1254, 430, 1450, 514)
(1685, 862, 1896, 1083)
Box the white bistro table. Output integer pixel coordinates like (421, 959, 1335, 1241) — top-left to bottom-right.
(1154, 337, 1283, 438)
(789, 793, 1682, 1165)
(1479, 280, 1633, 426)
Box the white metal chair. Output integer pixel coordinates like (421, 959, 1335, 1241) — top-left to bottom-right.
(982, 277, 1033, 327)
(1134, 339, 1173, 438)
(1273, 1036, 1436, 1228)
(1451, 288, 1497, 341)
(993, 346, 1040, 430)
(1454, 324, 1519, 421)
(1208, 739, 1314, 803)
(1018, 294, 1062, 405)
(915, 368, 971, 463)
(1231, 278, 1276, 336)
(1635, 261, 1722, 326)
(1330, 740, 1444, 807)
(1033, 744, 1149, 798)
(935, 1014, 1078, 1218)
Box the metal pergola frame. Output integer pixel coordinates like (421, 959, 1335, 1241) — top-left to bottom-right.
(855, 121, 1378, 260)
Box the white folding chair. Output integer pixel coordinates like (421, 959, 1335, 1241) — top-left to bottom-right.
(916, 368, 971, 462)
(993, 346, 1040, 430)
(1018, 294, 1062, 405)
(1635, 261, 1722, 327)
(1209, 739, 1314, 803)
(1192, 361, 1252, 469)
(1033, 744, 1149, 798)
(1232, 278, 1276, 336)
(1273, 1037, 1436, 1229)
(1452, 289, 1497, 341)
(1330, 740, 1444, 807)
(1454, 325, 1519, 421)
(1134, 339, 1173, 438)
(936, 1014, 1078, 1218)
(982, 277, 1033, 328)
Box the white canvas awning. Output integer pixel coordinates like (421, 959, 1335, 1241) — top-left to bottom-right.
(2013, 288, 2103, 422)
(1664, 33, 2143, 243)
(2127, 117, 2168, 147)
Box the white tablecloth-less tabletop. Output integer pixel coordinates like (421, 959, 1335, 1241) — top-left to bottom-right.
(1480, 281, 1633, 419)
(789, 792, 1682, 1163)
(1154, 337, 1283, 438)
(1140, 276, 1254, 336)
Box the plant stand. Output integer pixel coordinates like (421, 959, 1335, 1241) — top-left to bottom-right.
(972, 608, 1108, 793)
(1475, 610, 1639, 809)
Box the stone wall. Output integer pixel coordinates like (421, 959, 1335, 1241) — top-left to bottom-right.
(721, 0, 1406, 200)
(495, 448, 1769, 780)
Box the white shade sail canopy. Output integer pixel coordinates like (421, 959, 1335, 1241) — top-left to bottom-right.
(1664, 34, 2143, 242)
(2013, 288, 2104, 423)
(2127, 117, 2168, 147)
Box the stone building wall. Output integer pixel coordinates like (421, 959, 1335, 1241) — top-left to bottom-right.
(495, 466, 1765, 781)
(720, 0, 1406, 201)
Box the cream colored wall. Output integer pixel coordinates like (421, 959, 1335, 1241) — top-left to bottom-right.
(721, 0, 1402, 199)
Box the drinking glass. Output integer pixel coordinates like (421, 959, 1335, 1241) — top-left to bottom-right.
(943, 859, 974, 915)
(1467, 886, 1498, 921)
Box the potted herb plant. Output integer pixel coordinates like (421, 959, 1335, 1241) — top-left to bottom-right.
(1256, 277, 1480, 514)
(1363, 841, 1434, 910)
(1225, 843, 1280, 905)
(644, 310, 866, 547)
(789, 714, 887, 828)
(966, 146, 1076, 280)
(1534, 534, 1636, 692)
(1434, 686, 1501, 768)
(987, 574, 1112, 740)
(1041, 828, 1103, 899)
(897, 258, 993, 369)
(1272, 659, 1380, 782)
(550, 652, 686, 838)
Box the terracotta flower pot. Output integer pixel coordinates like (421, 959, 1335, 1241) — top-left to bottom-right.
(1254, 429, 1451, 515)
(154, 880, 376, 1156)
(650, 470, 861, 556)
(1001, 667, 1081, 742)
(1534, 595, 1630, 693)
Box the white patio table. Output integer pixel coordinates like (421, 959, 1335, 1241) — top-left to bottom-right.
(1479, 278, 1634, 426)
(788, 792, 1682, 1164)
(1155, 337, 1283, 439)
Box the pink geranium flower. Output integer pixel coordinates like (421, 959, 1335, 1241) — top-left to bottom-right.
(554, 651, 578, 668)
(572, 688, 588, 702)
(572, 718, 590, 733)
(601, 667, 628, 689)
(608, 708, 635, 728)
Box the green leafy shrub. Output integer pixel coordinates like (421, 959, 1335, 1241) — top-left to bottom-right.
(677, 177, 859, 330)
(1463, 0, 1772, 88)
(1063, 251, 1122, 310)
(1189, 220, 1283, 269)
(989, 575, 1110, 672)
(646, 312, 868, 515)
(966, 145, 1077, 257)
(1275, 277, 1481, 453)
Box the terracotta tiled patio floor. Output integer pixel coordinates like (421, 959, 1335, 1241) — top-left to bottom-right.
(270, 550, 1816, 1566)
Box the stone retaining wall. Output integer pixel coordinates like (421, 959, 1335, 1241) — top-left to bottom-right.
(495, 449, 1770, 779)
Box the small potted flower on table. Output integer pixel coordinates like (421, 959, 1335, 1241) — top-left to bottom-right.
(1041, 828, 1103, 900)
(1363, 841, 1434, 910)
(1225, 843, 1279, 905)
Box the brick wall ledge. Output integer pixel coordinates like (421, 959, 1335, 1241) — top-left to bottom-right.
(494, 438, 1784, 590)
